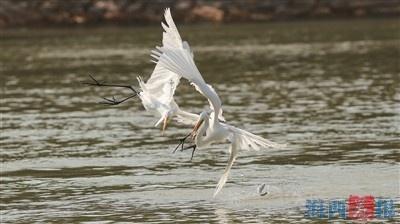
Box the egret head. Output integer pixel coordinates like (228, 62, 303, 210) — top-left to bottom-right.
(199, 111, 209, 120)
(193, 111, 209, 133)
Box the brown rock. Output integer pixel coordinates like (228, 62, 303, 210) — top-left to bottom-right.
(175, 0, 193, 11)
(226, 6, 250, 22)
(354, 8, 366, 16)
(72, 15, 86, 24)
(94, 0, 120, 19)
(191, 5, 224, 23)
(250, 13, 272, 21)
(314, 6, 332, 16)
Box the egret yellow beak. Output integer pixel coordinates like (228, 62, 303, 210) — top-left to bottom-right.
(162, 116, 170, 134)
(191, 119, 204, 139)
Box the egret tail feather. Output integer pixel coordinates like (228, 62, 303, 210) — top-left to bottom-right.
(213, 136, 238, 197)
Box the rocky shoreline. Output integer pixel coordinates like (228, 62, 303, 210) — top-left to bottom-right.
(1, 0, 399, 28)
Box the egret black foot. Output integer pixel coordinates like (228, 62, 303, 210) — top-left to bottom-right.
(181, 144, 196, 161)
(172, 132, 192, 153)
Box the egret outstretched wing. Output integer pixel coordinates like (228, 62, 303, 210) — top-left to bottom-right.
(214, 134, 238, 197)
(138, 8, 198, 127)
(173, 105, 200, 126)
(151, 10, 225, 122)
(151, 47, 224, 121)
(225, 124, 286, 151)
(141, 8, 194, 109)
(161, 8, 183, 49)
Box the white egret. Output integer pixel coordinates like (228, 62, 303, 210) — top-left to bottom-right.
(84, 8, 197, 132)
(135, 10, 197, 132)
(85, 8, 284, 197)
(152, 9, 285, 197)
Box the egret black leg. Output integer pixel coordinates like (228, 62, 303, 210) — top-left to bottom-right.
(99, 94, 137, 105)
(82, 75, 138, 94)
(190, 145, 197, 161)
(180, 144, 197, 160)
(82, 75, 139, 105)
(181, 144, 196, 152)
(173, 132, 192, 153)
